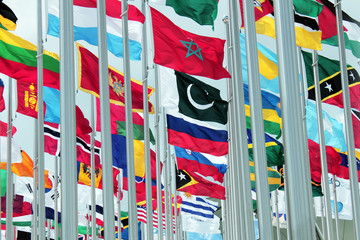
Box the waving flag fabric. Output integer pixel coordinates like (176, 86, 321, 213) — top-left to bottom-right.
(179, 192, 218, 220)
(0, 79, 4, 112)
(0, 28, 60, 89)
(151, 7, 230, 80)
(167, 114, 228, 156)
(0, 0, 17, 31)
(77, 44, 154, 112)
(160, 67, 228, 124)
(48, 0, 145, 60)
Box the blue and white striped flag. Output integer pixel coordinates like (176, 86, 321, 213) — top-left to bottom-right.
(180, 193, 219, 220)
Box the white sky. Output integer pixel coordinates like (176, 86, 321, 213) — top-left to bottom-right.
(1, 0, 360, 170)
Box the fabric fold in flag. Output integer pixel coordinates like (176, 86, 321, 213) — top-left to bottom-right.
(167, 113, 228, 156)
(0, 1, 17, 31)
(47, 0, 145, 60)
(77, 44, 154, 112)
(151, 7, 230, 80)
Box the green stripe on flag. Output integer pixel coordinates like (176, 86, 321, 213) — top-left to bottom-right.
(1, 169, 6, 197)
(116, 121, 155, 145)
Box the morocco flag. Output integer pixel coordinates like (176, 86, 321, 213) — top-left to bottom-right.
(150, 7, 230, 80)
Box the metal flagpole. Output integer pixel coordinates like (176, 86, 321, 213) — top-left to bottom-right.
(223, 15, 240, 240)
(320, 196, 325, 235)
(59, 0, 78, 238)
(274, 190, 280, 240)
(31, 116, 38, 240)
(96, 0, 115, 238)
(36, 0, 46, 238)
(154, 64, 163, 239)
(121, 0, 138, 238)
(90, 95, 97, 240)
(228, 0, 255, 238)
(332, 175, 340, 240)
(273, 0, 315, 238)
(47, 219, 51, 239)
(167, 145, 173, 240)
(87, 205, 90, 240)
(141, 0, 154, 239)
(54, 156, 59, 240)
(5, 77, 13, 239)
(242, 0, 273, 237)
(334, 1, 360, 239)
(117, 170, 123, 240)
(312, 50, 334, 240)
(163, 109, 170, 240)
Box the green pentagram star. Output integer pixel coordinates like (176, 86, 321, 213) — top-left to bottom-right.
(180, 39, 204, 61)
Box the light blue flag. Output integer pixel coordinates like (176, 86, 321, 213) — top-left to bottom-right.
(306, 100, 347, 152)
(43, 86, 60, 124)
(187, 232, 223, 240)
(240, 33, 280, 95)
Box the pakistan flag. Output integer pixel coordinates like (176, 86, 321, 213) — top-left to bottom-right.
(175, 71, 228, 125)
(166, 0, 219, 26)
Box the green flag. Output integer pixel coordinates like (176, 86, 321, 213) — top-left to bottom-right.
(293, 0, 323, 18)
(166, 0, 218, 26)
(1, 169, 6, 197)
(116, 121, 156, 145)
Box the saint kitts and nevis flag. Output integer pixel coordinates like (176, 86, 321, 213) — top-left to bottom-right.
(0, 0, 17, 31)
(151, 7, 230, 80)
(48, 0, 145, 60)
(150, 0, 219, 27)
(77, 44, 155, 112)
(0, 28, 60, 89)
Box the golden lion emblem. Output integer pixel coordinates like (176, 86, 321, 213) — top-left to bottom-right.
(108, 71, 125, 97)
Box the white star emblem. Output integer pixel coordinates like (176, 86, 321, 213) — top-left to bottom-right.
(324, 82, 333, 92)
(349, 71, 355, 81)
(178, 172, 186, 181)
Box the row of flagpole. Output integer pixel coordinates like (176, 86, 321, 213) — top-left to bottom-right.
(22, 0, 360, 239)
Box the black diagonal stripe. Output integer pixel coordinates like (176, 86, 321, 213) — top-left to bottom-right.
(294, 12, 319, 31)
(44, 125, 60, 139)
(76, 136, 100, 155)
(308, 68, 360, 101)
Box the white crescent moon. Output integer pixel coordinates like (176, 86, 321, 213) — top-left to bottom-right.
(187, 84, 214, 110)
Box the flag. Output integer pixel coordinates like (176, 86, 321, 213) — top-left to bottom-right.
(179, 192, 218, 220)
(0, 121, 16, 137)
(320, 0, 360, 58)
(0, 79, 4, 112)
(0, 28, 60, 89)
(167, 113, 228, 156)
(255, 12, 322, 50)
(160, 67, 228, 124)
(77, 44, 154, 112)
(187, 232, 223, 240)
(151, 0, 219, 27)
(174, 146, 227, 183)
(48, 0, 145, 60)
(305, 100, 347, 152)
(0, 0, 17, 31)
(44, 122, 101, 167)
(96, 99, 155, 144)
(293, 0, 323, 18)
(151, 7, 230, 80)
(239, 0, 274, 26)
(249, 161, 281, 192)
(182, 211, 221, 234)
(176, 168, 225, 199)
(0, 136, 22, 163)
(247, 129, 284, 167)
(111, 134, 157, 178)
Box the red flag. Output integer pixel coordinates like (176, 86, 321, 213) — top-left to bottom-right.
(239, 0, 273, 27)
(151, 7, 231, 80)
(0, 79, 5, 112)
(77, 44, 154, 113)
(0, 121, 16, 137)
(16, 81, 45, 119)
(75, 105, 92, 135)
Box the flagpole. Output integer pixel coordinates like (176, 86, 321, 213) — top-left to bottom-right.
(228, 0, 255, 238)
(90, 95, 97, 240)
(242, 0, 273, 237)
(31, 116, 38, 240)
(163, 108, 170, 239)
(332, 175, 340, 240)
(223, 16, 241, 240)
(54, 156, 59, 240)
(121, 0, 138, 238)
(167, 145, 173, 240)
(334, 1, 360, 238)
(36, 0, 46, 238)
(312, 50, 334, 240)
(59, 0, 78, 238)
(5, 77, 13, 239)
(117, 170, 123, 240)
(273, 0, 315, 238)
(96, 0, 116, 238)
(154, 64, 164, 240)
(141, 0, 154, 239)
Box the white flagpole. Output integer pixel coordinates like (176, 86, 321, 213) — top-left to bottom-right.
(59, 0, 78, 238)
(163, 109, 170, 239)
(141, 0, 154, 239)
(117, 170, 123, 240)
(312, 50, 334, 240)
(332, 175, 340, 240)
(121, 0, 138, 238)
(90, 95, 97, 240)
(334, 1, 360, 238)
(5, 77, 13, 239)
(36, 0, 46, 238)
(96, 0, 115, 238)
(154, 64, 164, 239)
(273, 0, 315, 238)
(242, 0, 273, 237)
(228, 0, 255, 238)
(54, 156, 59, 240)
(31, 116, 38, 240)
